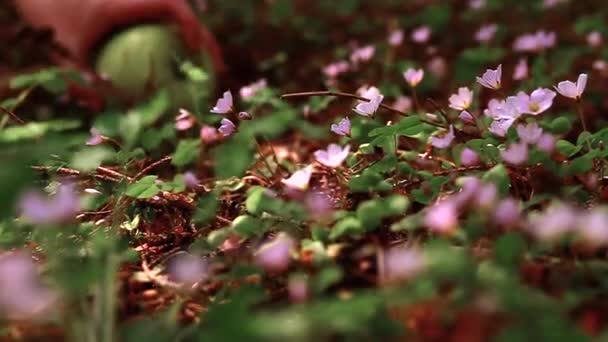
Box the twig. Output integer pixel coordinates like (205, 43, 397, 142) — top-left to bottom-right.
(32, 166, 123, 183)
(396, 164, 492, 187)
(133, 156, 172, 181)
(141, 256, 182, 290)
(282, 90, 443, 127)
(0, 106, 26, 125)
(282, 90, 405, 115)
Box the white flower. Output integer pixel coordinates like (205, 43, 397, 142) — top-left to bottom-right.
(314, 144, 350, 168)
(353, 94, 384, 117)
(448, 87, 473, 111)
(476, 64, 502, 90)
(403, 68, 424, 87)
(210, 90, 233, 114)
(555, 73, 587, 100)
(281, 165, 313, 191)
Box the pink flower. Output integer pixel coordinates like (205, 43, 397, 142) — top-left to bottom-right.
(304, 191, 333, 220)
(425, 200, 459, 234)
(218, 118, 236, 137)
(593, 60, 607, 72)
(513, 30, 556, 52)
(543, 0, 566, 7)
(86, 128, 103, 145)
(474, 183, 498, 209)
(18, 183, 80, 225)
(0, 252, 56, 319)
(587, 31, 603, 47)
(281, 165, 313, 191)
(517, 123, 543, 144)
(167, 253, 208, 285)
(448, 87, 473, 111)
(475, 24, 498, 43)
(183, 172, 199, 189)
(494, 198, 520, 227)
(513, 58, 528, 81)
(388, 29, 404, 46)
(322, 60, 349, 79)
(210, 90, 233, 114)
(459, 110, 475, 124)
(350, 45, 375, 64)
(501, 142, 529, 165)
(255, 234, 294, 273)
(175, 109, 196, 131)
(431, 125, 455, 149)
(393, 95, 413, 112)
(485, 98, 521, 136)
(353, 94, 384, 117)
(469, 0, 486, 9)
(555, 73, 587, 100)
(357, 85, 381, 100)
(528, 203, 577, 242)
(476, 64, 502, 89)
(411, 26, 431, 43)
(239, 79, 267, 100)
(427, 57, 447, 78)
(577, 209, 608, 246)
(403, 68, 424, 87)
(288, 275, 309, 303)
(380, 246, 426, 283)
(314, 144, 350, 168)
(536, 133, 556, 153)
(513, 88, 556, 115)
(460, 148, 479, 166)
(200, 125, 219, 143)
(330, 117, 351, 136)
(238, 111, 252, 120)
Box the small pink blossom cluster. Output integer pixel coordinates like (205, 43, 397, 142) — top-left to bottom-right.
(177, 86, 267, 142)
(0, 252, 56, 319)
(424, 177, 520, 234)
(476, 64, 587, 142)
(513, 30, 556, 52)
(527, 203, 608, 247)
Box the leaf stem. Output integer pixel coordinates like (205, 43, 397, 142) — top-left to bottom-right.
(281, 90, 443, 127)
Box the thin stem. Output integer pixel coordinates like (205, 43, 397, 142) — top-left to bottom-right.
(0, 106, 26, 125)
(254, 138, 277, 180)
(411, 87, 420, 113)
(283, 90, 406, 115)
(281, 90, 443, 127)
(425, 98, 449, 124)
(133, 156, 172, 180)
(576, 100, 592, 150)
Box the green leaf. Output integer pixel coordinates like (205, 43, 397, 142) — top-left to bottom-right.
(193, 191, 219, 226)
(213, 133, 254, 179)
(70, 146, 115, 172)
(482, 164, 510, 195)
(245, 187, 267, 215)
(125, 176, 160, 199)
(0, 120, 80, 142)
(232, 215, 265, 237)
(330, 216, 363, 240)
(349, 169, 392, 193)
(135, 91, 170, 126)
(356, 195, 409, 230)
(556, 140, 581, 157)
(547, 116, 572, 135)
(313, 266, 343, 294)
(562, 153, 594, 176)
(9, 67, 78, 94)
(171, 139, 201, 167)
(494, 233, 526, 269)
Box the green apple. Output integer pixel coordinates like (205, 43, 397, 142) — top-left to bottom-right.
(95, 24, 214, 108)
